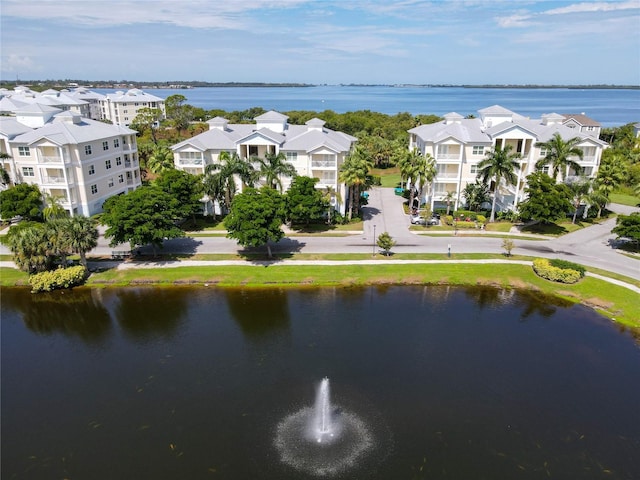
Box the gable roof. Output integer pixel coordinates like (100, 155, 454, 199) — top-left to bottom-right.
(562, 113, 600, 127)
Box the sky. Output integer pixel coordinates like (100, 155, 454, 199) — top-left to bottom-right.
(1, 0, 639, 85)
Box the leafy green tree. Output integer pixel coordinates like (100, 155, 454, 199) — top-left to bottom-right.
(612, 212, 640, 244)
(0, 183, 43, 221)
(286, 176, 328, 225)
(165, 94, 194, 132)
(535, 133, 584, 181)
(585, 188, 609, 219)
(477, 144, 521, 222)
(339, 145, 373, 220)
(518, 172, 573, 224)
(130, 107, 164, 144)
(204, 151, 256, 214)
(101, 186, 185, 256)
(147, 145, 175, 174)
(258, 151, 297, 191)
(376, 231, 396, 256)
(224, 187, 286, 258)
(462, 180, 490, 212)
(155, 169, 203, 224)
(60, 215, 99, 267)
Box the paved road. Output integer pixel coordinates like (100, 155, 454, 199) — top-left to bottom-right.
(1, 188, 638, 280)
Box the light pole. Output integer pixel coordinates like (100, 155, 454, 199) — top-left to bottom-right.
(372, 224, 377, 257)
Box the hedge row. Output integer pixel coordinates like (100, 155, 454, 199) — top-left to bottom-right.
(28, 265, 88, 293)
(532, 258, 582, 284)
(548, 258, 586, 277)
(443, 215, 487, 228)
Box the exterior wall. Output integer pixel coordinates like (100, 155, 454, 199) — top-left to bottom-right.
(8, 133, 140, 216)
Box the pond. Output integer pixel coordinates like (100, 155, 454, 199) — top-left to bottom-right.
(2, 286, 639, 479)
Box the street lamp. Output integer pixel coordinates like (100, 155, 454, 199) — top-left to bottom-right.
(372, 224, 377, 257)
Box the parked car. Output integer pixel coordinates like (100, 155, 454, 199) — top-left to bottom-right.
(410, 214, 426, 225)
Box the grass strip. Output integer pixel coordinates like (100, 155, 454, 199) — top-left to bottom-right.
(76, 263, 639, 328)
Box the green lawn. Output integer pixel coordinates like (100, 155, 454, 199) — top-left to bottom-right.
(610, 192, 640, 207)
(370, 167, 402, 188)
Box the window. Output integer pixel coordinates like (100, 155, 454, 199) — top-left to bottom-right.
(108, 178, 114, 188)
(85, 145, 92, 155)
(18, 146, 30, 156)
(118, 174, 124, 183)
(472, 145, 484, 156)
(539, 147, 547, 157)
(22, 166, 34, 177)
(541, 165, 550, 174)
(102, 141, 109, 151)
(90, 184, 98, 194)
(116, 156, 122, 166)
(286, 152, 297, 162)
(105, 159, 112, 170)
(248, 145, 259, 156)
(88, 164, 95, 175)
(587, 126, 595, 131)
(114, 138, 120, 148)
(470, 164, 478, 174)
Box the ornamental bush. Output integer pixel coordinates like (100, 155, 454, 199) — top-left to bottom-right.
(29, 265, 88, 293)
(532, 258, 581, 284)
(476, 215, 486, 224)
(548, 258, 586, 278)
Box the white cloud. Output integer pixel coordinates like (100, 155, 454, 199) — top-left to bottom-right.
(2, 54, 38, 73)
(544, 1, 639, 15)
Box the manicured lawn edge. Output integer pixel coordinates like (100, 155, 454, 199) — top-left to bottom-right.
(3, 262, 638, 329)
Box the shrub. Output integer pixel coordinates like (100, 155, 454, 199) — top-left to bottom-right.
(371, 175, 382, 186)
(532, 258, 581, 284)
(29, 265, 88, 293)
(444, 215, 454, 226)
(549, 258, 586, 277)
(476, 215, 486, 224)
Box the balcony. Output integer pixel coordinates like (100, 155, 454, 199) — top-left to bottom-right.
(311, 159, 336, 169)
(435, 153, 460, 161)
(179, 158, 203, 166)
(435, 172, 460, 179)
(41, 176, 67, 185)
(40, 155, 65, 164)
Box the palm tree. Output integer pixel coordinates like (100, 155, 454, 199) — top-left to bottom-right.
(477, 144, 521, 222)
(444, 190, 456, 215)
(5, 224, 54, 273)
(146, 146, 175, 174)
(258, 151, 297, 191)
(338, 145, 373, 221)
(595, 155, 626, 198)
(535, 133, 584, 181)
(42, 193, 67, 221)
(204, 152, 255, 214)
(414, 153, 437, 209)
(567, 177, 592, 224)
(322, 186, 342, 224)
(585, 187, 609, 219)
(61, 216, 99, 267)
(397, 148, 423, 211)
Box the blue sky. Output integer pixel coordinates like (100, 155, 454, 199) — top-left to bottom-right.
(1, 0, 639, 85)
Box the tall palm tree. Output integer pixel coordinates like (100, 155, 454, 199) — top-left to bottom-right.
(258, 151, 297, 191)
(0, 152, 12, 187)
(477, 144, 521, 222)
(444, 190, 456, 215)
(61, 215, 99, 267)
(204, 151, 255, 214)
(595, 155, 626, 198)
(322, 186, 342, 224)
(414, 153, 437, 209)
(6, 224, 54, 273)
(147, 146, 175, 174)
(338, 145, 373, 221)
(397, 148, 422, 211)
(535, 133, 584, 181)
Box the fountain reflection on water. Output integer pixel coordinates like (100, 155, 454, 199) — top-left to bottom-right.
(275, 378, 374, 476)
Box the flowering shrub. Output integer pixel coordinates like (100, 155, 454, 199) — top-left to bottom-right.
(29, 265, 88, 293)
(532, 258, 581, 284)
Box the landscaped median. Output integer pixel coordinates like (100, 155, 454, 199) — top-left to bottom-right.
(3, 257, 637, 329)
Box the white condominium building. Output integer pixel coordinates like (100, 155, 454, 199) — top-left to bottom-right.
(171, 111, 356, 214)
(99, 88, 166, 127)
(0, 104, 142, 217)
(408, 105, 608, 212)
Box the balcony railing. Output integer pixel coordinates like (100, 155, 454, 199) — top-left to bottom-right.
(436, 153, 460, 160)
(126, 178, 134, 185)
(40, 155, 64, 164)
(42, 176, 66, 184)
(435, 172, 459, 179)
(311, 160, 336, 168)
(179, 158, 203, 165)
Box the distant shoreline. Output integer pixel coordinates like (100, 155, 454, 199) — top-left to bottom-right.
(1, 80, 639, 90)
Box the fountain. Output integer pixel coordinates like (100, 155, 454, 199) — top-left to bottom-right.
(275, 378, 375, 476)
